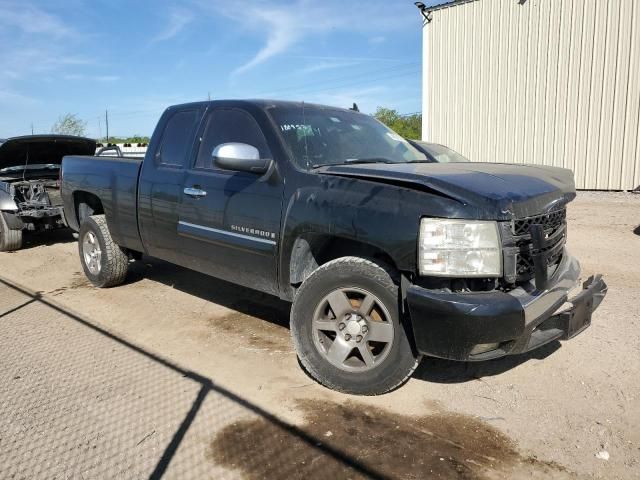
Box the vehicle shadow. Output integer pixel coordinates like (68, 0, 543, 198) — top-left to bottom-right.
(125, 256, 291, 330)
(125, 256, 562, 385)
(0, 275, 387, 480)
(413, 341, 561, 384)
(634, 225, 640, 236)
(19, 228, 77, 250)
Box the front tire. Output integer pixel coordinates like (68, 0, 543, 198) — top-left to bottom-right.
(0, 213, 23, 252)
(290, 257, 420, 395)
(78, 215, 128, 288)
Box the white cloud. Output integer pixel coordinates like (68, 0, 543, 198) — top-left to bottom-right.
(298, 60, 362, 75)
(0, 1, 76, 37)
(63, 74, 120, 82)
(0, 48, 95, 83)
(369, 36, 386, 45)
(95, 75, 119, 82)
(0, 89, 39, 106)
(0, 1, 91, 85)
(152, 8, 194, 43)
(197, 0, 415, 76)
(303, 86, 388, 113)
(222, 3, 310, 75)
(0, 2, 95, 108)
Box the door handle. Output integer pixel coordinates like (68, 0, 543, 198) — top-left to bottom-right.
(184, 187, 207, 197)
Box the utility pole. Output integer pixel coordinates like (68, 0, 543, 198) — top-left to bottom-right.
(208, 92, 211, 101)
(31, 123, 34, 135)
(105, 109, 109, 143)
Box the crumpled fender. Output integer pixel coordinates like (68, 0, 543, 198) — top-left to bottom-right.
(0, 211, 24, 230)
(0, 189, 18, 212)
(315, 163, 577, 220)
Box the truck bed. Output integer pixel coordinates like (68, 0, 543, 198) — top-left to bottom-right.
(61, 155, 144, 251)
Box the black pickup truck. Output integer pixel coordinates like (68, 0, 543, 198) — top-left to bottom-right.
(60, 100, 607, 395)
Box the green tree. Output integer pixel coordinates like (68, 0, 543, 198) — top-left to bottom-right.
(97, 135, 151, 144)
(51, 113, 87, 136)
(374, 107, 422, 140)
(127, 135, 150, 144)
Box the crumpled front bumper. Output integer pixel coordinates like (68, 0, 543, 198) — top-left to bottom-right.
(406, 251, 607, 361)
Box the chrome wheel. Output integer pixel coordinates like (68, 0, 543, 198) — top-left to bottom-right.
(82, 231, 102, 275)
(312, 287, 395, 372)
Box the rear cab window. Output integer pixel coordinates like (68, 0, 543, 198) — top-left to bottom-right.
(156, 109, 201, 168)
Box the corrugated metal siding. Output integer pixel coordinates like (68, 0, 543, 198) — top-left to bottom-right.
(423, 0, 640, 190)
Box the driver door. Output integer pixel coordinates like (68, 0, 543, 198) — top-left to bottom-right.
(177, 107, 283, 295)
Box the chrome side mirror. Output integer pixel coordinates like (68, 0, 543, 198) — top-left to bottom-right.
(212, 143, 272, 174)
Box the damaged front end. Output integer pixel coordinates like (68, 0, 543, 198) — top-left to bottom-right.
(406, 205, 607, 362)
(0, 135, 96, 250)
(1, 178, 65, 230)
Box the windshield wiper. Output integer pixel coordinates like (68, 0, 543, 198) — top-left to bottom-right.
(344, 157, 394, 164)
(311, 158, 395, 169)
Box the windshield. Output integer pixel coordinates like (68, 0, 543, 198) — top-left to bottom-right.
(412, 141, 470, 163)
(268, 105, 428, 169)
(0, 164, 60, 173)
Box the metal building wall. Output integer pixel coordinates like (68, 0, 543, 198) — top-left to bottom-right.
(422, 0, 640, 190)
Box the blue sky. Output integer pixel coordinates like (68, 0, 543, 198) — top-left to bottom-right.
(0, 0, 436, 138)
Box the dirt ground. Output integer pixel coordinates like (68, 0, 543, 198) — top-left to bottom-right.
(0, 192, 638, 479)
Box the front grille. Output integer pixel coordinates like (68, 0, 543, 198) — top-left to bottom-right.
(513, 208, 567, 281)
(513, 209, 566, 236)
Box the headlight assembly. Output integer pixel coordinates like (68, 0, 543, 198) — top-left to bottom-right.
(418, 219, 502, 277)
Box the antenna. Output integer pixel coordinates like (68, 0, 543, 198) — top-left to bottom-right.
(23, 147, 29, 182)
(105, 109, 110, 143)
(302, 102, 310, 170)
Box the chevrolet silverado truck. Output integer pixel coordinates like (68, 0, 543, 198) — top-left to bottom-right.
(0, 135, 96, 251)
(60, 100, 607, 395)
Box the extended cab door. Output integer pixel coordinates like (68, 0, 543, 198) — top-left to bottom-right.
(177, 107, 283, 295)
(138, 106, 204, 264)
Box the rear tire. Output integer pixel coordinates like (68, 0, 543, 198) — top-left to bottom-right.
(0, 213, 23, 252)
(290, 257, 420, 395)
(78, 215, 128, 288)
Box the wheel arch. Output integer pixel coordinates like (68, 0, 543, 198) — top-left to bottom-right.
(289, 255, 420, 394)
(287, 233, 400, 299)
(72, 191, 104, 228)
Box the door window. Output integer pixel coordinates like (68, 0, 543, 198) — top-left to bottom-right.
(195, 109, 271, 170)
(156, 110, 200, 167)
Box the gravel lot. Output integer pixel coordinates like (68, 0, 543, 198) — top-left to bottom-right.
(0, 192, 638, 479)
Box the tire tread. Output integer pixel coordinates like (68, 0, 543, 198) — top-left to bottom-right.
(0, 214, 23, 252)
(80, 215, 128, 287)
(291, 256, 420, 395)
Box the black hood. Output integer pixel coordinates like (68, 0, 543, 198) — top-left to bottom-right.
(316, 162, 577, 219)
(0, 135, 96, 171)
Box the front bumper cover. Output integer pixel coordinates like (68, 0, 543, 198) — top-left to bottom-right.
(406, 251, 607, 361)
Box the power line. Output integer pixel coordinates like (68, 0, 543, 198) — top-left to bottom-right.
(105, 109, 155, 118)
(82, 63, 421, 136)
(250, 61, 420, 97)
(280, 68, 421, 97)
